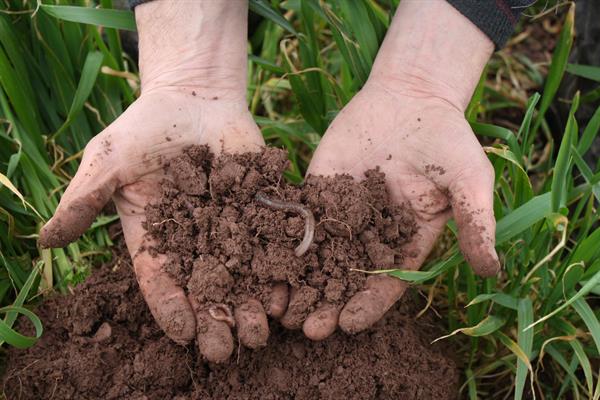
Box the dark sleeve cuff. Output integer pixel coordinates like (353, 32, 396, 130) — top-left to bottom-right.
(131, 0, 526, 49)
(446, 0, 530, 50)
(129, 0, 152, 10)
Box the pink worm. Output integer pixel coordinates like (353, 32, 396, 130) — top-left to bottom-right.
(255, 192, 315, 257)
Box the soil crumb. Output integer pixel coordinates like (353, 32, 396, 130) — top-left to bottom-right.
(2, 250, 459, 399)
(145, 146, 417, 330)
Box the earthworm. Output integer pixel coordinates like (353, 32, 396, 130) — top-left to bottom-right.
(208, 304, 236, 328)
(255, 192, 315, 257)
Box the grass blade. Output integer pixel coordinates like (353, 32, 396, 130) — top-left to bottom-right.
(572, 298, 600, 356)
(0, 173, 43, 220)
(433, 315, 506, 343)
(518, 92, 541, 146)
(578, 104, 600, 155)
(568, 339, 594, 396)
(546, 344, 581, 400)
(386, 251, 463, 283)
(41, 5, 136, 31)
(249, 0, 297, 35)
(496, 193, 551, 245)
(515, 298, 534, 400)
(466, 293, 518, 310)
(0, 306, 43, 348)
(472, 121, 522, 161)
(525, 270, 600, 331)
(0, 264, 40, 347)
(53, 51, 104, 139)
(465, 369, 478, 400)
(337, 0, 379, 67)
(566, 63, 600, 82)
(494, 331, 534, 400)
(571, 147, 600, 203)
(551, 92, 578, 211)
(531, 3, 574, 137)
(465, 66, 487, 122)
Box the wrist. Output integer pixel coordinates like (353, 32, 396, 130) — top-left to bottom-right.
(135, 0, 248, 99)
(368, 0, 493, 112)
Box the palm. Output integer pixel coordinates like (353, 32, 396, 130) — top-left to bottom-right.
(303, 82, 499, 338)
(108, 89, 265, 255)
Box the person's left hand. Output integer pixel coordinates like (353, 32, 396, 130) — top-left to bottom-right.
(279, 0, 500, 341)
(292, 80, 500, 340)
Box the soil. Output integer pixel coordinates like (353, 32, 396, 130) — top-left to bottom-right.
(144, 146, 417, 333)
(3, 146, 459, 399)
(511, 16, 558, 64)
(2, 249, 459, 400)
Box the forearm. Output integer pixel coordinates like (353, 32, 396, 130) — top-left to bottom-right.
(368, 0, 493, 112)
(135, 0, 248, 98)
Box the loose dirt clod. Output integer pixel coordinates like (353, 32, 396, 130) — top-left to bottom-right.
(144, 146, 419, 352)
(2, 248, 459, 400)
(208, 303, 235, 328)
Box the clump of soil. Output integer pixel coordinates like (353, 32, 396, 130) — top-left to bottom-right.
(2, 250, 459, 399)
(145, 146, 417, 330)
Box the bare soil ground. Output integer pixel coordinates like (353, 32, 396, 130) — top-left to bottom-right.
(2, 249, 459, 399)
(3, 147, 459, 399)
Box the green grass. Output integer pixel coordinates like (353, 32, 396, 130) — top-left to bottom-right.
(1, 0, 600, 398)
(0, 0, 131, 346)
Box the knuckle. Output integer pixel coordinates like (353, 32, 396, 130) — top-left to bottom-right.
(455, 157, 494, 189)
(83, 135, 102, 156)
(79, 133, 121, 182)
(83, 131, 117, 161)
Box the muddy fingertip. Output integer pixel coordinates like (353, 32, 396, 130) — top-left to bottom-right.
(152, 294, 196, 345)
(280, 286, 319, 330)
(303, 303, 339, 341)
(267, 284, 288, 319)
(234, 299, 269, 349)
(466, 247, 501, 278)
(339, 275, 406, 334)
(39, 207, 93, 248)
(196, 311, 235, 363)
(338, 293, 384, 334)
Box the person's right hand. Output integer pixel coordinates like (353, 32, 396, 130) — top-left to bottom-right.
(38, 0, 282, 363)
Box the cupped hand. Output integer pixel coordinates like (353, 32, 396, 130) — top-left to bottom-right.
(38, 0, 288, 363)
(297, 80, 500, 340)
(39, 88, 284, 362)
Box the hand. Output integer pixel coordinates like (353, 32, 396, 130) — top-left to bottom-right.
(39, 0, 280, 363)
(298, 0, 500, 340)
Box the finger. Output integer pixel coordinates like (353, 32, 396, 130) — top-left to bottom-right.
(303, 303, 339, 341)
(446, 167, 500, 277)
(267, 283, 288, 319)
(189, 296, 234, 364)
(280, 286, 319, 330)
(39, 136, 118, 248)
(116, 181, 195, 344)
(133, 248, 196, 344)
(339, 275, 406, 334)
(234, 299, 269, 349)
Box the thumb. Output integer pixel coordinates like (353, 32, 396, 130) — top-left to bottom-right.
(446, 161, 500, 277)
(39, 135, 119, 248)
